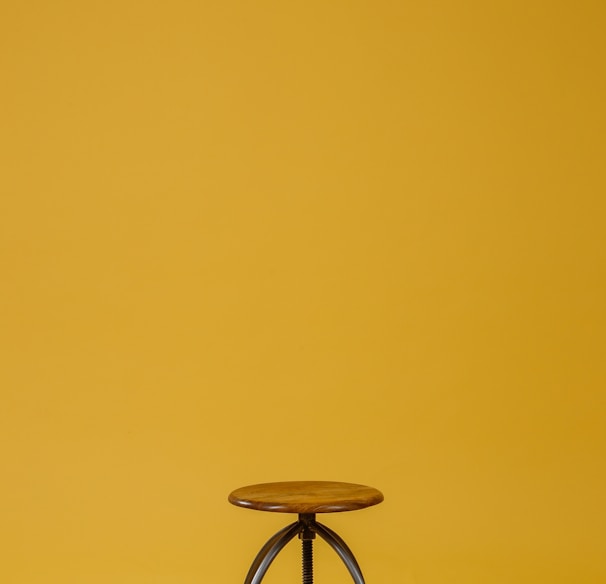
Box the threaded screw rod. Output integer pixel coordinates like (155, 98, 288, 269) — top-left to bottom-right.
(299, 514, 316, 584)
(302, 538, 313, 584)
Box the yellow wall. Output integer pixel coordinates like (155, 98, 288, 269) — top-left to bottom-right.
(1, 1, 605, 583)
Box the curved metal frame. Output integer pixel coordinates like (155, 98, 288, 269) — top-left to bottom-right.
(242, 514, 366, 584)
(313, 521, 365, 584)
(243, 521, 301, 584)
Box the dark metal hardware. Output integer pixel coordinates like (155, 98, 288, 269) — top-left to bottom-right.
(242, 513, 366, 584)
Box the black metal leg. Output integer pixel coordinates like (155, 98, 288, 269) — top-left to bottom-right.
(241, 516, 367, 584)
(314, 522, 366, 584)
(243, 521, 300, 584)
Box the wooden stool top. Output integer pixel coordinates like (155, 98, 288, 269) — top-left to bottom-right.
(228, 481, 384, 514)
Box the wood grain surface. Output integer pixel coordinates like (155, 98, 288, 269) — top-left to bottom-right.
(228, 481, 384, 513)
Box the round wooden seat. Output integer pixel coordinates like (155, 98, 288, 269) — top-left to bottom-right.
(228, 481, 384, 514)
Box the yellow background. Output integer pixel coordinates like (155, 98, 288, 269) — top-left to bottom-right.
(1, 1, 605, 583)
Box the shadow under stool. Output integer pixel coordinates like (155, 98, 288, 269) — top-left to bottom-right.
(228, 481, 383, 584)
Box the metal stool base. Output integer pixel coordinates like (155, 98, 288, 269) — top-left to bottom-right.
(243, 513, 366, 584)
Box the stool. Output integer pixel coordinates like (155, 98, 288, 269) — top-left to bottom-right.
(229, 481, 383, 584)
